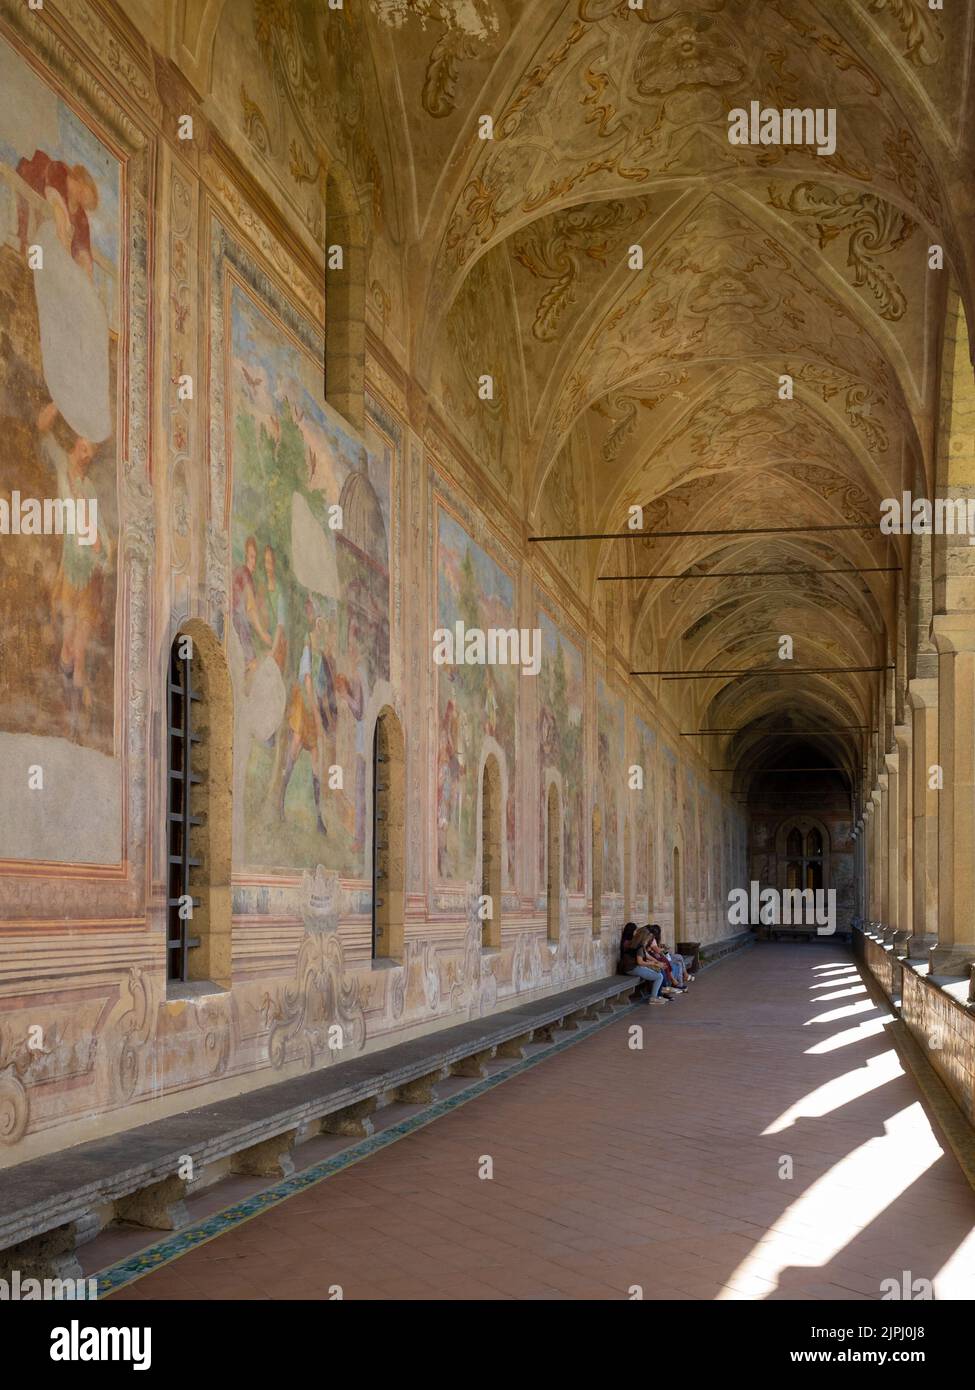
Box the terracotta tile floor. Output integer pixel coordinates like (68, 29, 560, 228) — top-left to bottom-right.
(108, 944, 975, 1301)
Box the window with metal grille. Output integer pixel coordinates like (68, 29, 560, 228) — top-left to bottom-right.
(167, 638, 202, 982)
(371, 706, 404, 961)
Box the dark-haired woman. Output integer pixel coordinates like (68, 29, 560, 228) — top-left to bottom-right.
(619, 924, 668, 1004)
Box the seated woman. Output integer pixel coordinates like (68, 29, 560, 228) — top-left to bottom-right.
(619, 924, 670, 1004)
(649, 924, 693, 988)
(639, 924, 684, 995)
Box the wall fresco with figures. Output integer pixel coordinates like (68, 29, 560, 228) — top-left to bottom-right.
(596, 678, 625, 897)
(0, 0, 751, 1171)
(225, 276, 390, 876)
(537, 607, 585, 896)
(0, 33, 124, 864)
(434, 506, 517, 885)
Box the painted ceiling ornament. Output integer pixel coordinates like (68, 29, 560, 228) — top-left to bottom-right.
(513, 199, 651, 341)
(592, 370, 690, 461)
(371, 0, 503, 117)
(793, 362, 890, 454)
(444, 175, 501, 268)
(632, 12, 746, 101)
(240, 83, 274, 156)
(867, 0, 944, 66)
(254, 0, 323, 120)
(882, 126, 943, 228)
(767, 182, 915, 322)
(579, 0, 724, 20)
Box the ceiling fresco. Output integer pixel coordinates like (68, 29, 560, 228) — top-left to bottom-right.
(360, 0, 972, 797)
(169, 0, 975, 796)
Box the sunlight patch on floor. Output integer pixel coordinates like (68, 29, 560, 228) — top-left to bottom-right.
(719, 1102, 944, 1301)
(804, 1016, 890, 1055)
(763, 1047, 902, 1135)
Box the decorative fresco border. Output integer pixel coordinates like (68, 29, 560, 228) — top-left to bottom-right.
(93, 999, 640, 1298)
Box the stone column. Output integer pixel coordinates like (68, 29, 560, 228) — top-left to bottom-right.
(868, 787, 883, 929)
(882, 749, 900, 943)
(876, 774, 889, 930)
(889, 724, 912, 948)
(861, 803, 873, 928)
(930, 616, 975, 977)
(907, 678, 938, 959)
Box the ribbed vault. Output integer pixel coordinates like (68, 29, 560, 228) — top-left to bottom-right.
(356, 0, 975, 801)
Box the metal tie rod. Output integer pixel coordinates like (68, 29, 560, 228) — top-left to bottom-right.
(529, 522, 876, 542)
(631, 664, 894, 679)
(599, 566, 899, 580)
(681, 727, 868, 736)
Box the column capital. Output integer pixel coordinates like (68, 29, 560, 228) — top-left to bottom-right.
(908, 676, 938, 710)
(884, 750, 899, 775)
(931, 613, 975, 654)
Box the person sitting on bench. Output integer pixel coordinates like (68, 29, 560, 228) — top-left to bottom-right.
(618, 923, 670, 1004)
(648, 924, 693, 988)
(639, 925, 685, 995)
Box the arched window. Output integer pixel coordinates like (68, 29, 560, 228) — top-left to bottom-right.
(325, 164, 366, 431)
(480, 755, 502, 949)
(776, 818, 829, 896)
(546, 782, 561, 942)
(372, 707, 405, 961)
(166, 623, 232, 991)
(591, 805, 602, 938)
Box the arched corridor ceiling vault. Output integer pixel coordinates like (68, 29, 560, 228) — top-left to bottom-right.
(180, 0, 975, 796)
(367, 0, 974, 801)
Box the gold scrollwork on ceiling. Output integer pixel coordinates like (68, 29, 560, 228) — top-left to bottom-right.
(768, 181, 915, 322)
(866, 0, 944, 66)
(513, 199, 652, 341)
(241, 83, 273, 156)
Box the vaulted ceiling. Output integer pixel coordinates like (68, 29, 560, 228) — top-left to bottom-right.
(176, 0, 975, 800)
(358, 0, 974, 801)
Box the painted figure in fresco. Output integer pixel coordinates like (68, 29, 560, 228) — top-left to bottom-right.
(598, 728, 620, 892)
(334, 617, 369, 854)
(437, 689, 463, 869)
(484, 670, 498, 741)
(16, 151, 98, 277)
(278, 598, 338, 835)
(232, 535, 273, 682)
(37, 401, 111, 728)
(539, 703, 559, 769)
(259, 543, 288, 674)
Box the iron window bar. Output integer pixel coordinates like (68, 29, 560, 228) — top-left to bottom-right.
(167, 642, 202, 983)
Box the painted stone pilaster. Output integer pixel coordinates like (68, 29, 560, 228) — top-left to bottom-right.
(930, 616, 975, 977)
(875, 774, 889, 929)
(851, 817, 863, 922)
(907, 679, 939, 959)
(882, 749, 900, 943)
(861, 802, 874, 926)
(868, 786, 884, 928)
